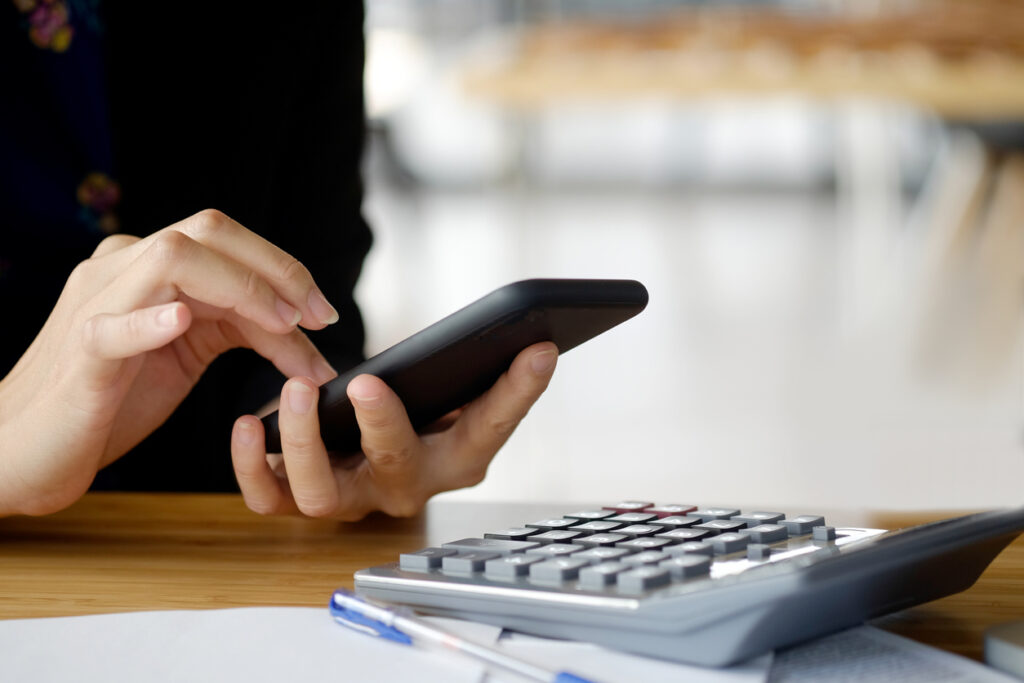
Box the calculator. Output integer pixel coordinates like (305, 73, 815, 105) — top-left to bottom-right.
(353, 502, 1024, 666)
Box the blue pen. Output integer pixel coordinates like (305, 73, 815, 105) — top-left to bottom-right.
(330, 588, 597, 683)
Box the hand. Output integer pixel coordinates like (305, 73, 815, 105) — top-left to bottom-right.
(0, 209, 340, 516)
(230, 341, 558, 520)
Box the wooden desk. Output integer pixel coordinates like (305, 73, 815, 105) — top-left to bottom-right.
(1, 494, 1022, 662)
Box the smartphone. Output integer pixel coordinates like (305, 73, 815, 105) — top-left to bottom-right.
(262, 278, 649, 453)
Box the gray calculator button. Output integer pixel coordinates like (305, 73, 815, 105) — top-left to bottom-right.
(526, 543, 585, 558)
(573, 547, 632, 564)
(485, 554, 545, 579)
(442, 552, 501, 573)
(578, 562, 629, 588)
(621, 551, 670, 566)
(734, 511, 785, 526)
(484, 527, 540, 541)
(656, 528, 711, 542)
(747, 543, 772, 561)
(648, 515, 702, 529)
(616, 524, 662, 537)
(693, 508, 740, 522)
(526, 518, 580, 531)
(575, 533, 629, 547)
(570, 520, 623, 534)
(529, 557, 590, 582)
(616, 537, 674, 552)
(528, 530, 584, 544)
(742, 524, 788, 543)
(442, 538, 539, 556)
(695, 520, 747, 536)
(812, 525, 838, 542)
(618, 566, 671, 593)
(710, 533, 750, 555)
(645, 504, 697, 517)
(660, 554, 712, 578)
(781, 515, 826, 535)
(608, 512, 658, 524)
(602, 501, 653, 513)
(564, 510, 616, 521)
(665, 541, 714, 557)
(399, 547, 458, 570)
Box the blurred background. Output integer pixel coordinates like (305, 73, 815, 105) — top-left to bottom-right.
(354, 0, 1024, 509)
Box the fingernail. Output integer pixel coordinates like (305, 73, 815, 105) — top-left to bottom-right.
(288, 381, 316, 414)
(277, 298, 302, 327)
(530, 349, 557, 375)
(157, 304, 179, 328)
(313, 356, 337, 384)
(348, 383, 382, 409)
(308, 288, 340, 325)
(236, 419, 256, 446)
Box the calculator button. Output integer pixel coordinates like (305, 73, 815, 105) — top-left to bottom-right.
(780, 515, 826, 536)
(621, 551, 670, 566)
(575, 533, 629, 547)
(660, 554, 712, 578)
(399, 547, 458, 570)
(692, 508, 741, 522)
(747, 544, 772, 561)
(485, 554, 545, 579)
(483, 527, 540, 541)
(655, 528, 711, 542)
(648, 515, 702, 529)
(578, 562, 629, 588)
(742, 524, 788, 544)
(812, 525, 838, 542)
(442, 552, 501, 573)
(616, 537, 674, 552)
(563, 510, 616, 521)
(525, 543, 586, 558)
(442, 538, 539, 556)
(602, 501, 654, 513)
(618, 566, 671, 594)
(526, 518, 580, 531)
(570, 521, 624, 534)
(573, 547, 632, 564)
(607, 513, 658, 524)
(528, 530, 584, 544)
(664, 541, 714, 557)
(615, 524, 663, 537)
(733, 511, 785, 526)
(695, 520, 747, 536)
(645, 504, 698, 518)
(529, 558, 590, 582)
(710, 533, 750, 555)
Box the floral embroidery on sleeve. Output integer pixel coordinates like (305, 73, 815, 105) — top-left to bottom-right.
(13, 0, 74, 53)
(77, 171, 120, 234)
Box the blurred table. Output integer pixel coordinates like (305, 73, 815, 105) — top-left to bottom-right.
(1, 494, 1022, 662)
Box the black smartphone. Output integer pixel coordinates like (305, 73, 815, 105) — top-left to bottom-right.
(262, 278, 648, 453)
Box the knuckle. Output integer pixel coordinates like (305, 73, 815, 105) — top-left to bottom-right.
(380, 494, 424, 518)
(91, 233, 137, 257)
(365, 445, 413, 472)
(281, 430, 320, 453)
(243, 267, 264, 299)
(486, 414, 521, 440)
(278, 257, 310, 284)
(190, 208, 231, 237)
(459, 461, 489, 488)
(79, 314, 102, 353)
(146, 230, 192, 265)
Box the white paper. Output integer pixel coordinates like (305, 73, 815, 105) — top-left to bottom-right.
(768, 625, 1019, 682)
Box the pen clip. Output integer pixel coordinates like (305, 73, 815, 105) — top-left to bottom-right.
(330, 589, 413, 645)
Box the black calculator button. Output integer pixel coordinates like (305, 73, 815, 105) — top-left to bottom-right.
(660, 554, 712, 578)
(570, 521, 624, 534)
(528, 530, 584, 544)
(575, 533, 629, 548)
(733, 511, 785, 526)
(695, 520, 746, 536)
(526, 518, 580, 531)
(578, 562, 629, 588)
(602, 501, 654, 513)
(812, 525, 838, 542)
(442, 552, 501, 573)
(485, 554, 545, 579)
(563, 510, 616, 521)
(573, 547, 632, 564)
(710, 533, 750, 555)
(442, 538, 539, 556)
(693, 508, 740, 522)
(781, 515, 826, 536)
(656, 528, 711, 542)
(747, 544, 772, 561)
(618, 566, 671, 593)
(399, 547, 458, 570)
(530, 558, 590, 582)
(665, 541, 714, 557)
(742, 524, 788, 543)
(645, 504, 697, 518)
(621, 551, 670, 567)
(607, 513, 658, 524)
(616, 524, 663, 537)
(525, 543, 586, 558)
(648, 515, 702, 529)
(616, 537, 674, 552)
(483, 527, 540, 541)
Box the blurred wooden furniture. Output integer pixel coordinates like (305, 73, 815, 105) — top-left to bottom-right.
(1, 493, 1022, 663)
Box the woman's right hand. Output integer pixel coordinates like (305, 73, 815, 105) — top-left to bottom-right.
(0, 209, 340, 516)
